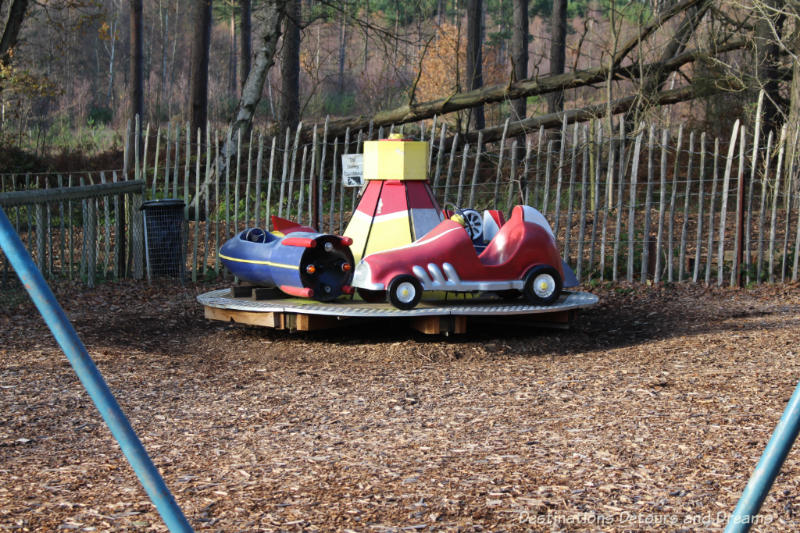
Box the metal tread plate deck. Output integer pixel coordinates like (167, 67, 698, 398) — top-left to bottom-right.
(197, 289, 599, 318)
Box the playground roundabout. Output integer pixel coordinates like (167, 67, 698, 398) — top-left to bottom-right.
(2, 280, 800, 531)
(197, 288, 600, 335)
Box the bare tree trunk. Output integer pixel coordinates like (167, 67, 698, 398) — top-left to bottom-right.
(229, 6, 238, 97)
(231, 1, 286, 140)
(128, 0, 144, 174)
(280, 0, 300, 130)
(107, 7, 120, 105)
(511, 0, 528, 121)
(190, 0, 213, 136)
(240, 0, 252, 90)
(337, 4, 348, 94)
(466, 0, 485, 130)
(362, 0, 369, 71)
(548, 0, 567, 113)
(189, 0, 286, 215)
(628, 0, 710, 124)
(0, 0, 29, 65)
(755, 0, 786, 134)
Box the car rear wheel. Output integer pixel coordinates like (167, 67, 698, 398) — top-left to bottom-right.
(523, 266, 562, 305)
(388, 275, 423, 310)
(357, 288, 387, 303)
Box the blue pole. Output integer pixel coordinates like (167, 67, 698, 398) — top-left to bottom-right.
(0, 207, 193, 533)
(725, 379, 800, 532)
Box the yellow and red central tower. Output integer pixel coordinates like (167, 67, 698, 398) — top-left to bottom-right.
(344, 134, 443, 262)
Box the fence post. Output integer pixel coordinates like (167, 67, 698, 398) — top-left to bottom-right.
(679, 130, 693, 282)
(655, 129, 668, 284)
(553, 116, 568, 237)
(565, 123, 580, 266)
(746, 92, 765, 285)
(245, 129, 254, 226)
(152, 126, 161, 199)
(444, 132, 459, 206)
(433, 122, 447, 194)
(131, 185, 144, 280)
(612, 119, 626, 282)
(457, 143, 470, 207)
(734, 124, 746, 287)
(309, 124, 319, 228)
(627, 129, 644, 282)
(576, 128, 589, 281)
(706, 138, 721, 284)
(193, 128, 201, 283)
(492, 119, 510, 210)
(668, 125, 684, 282)
(319, 116, 329, 232)
(717, 121, 741, 285)
(234, 128, 242, 234)
(641, 125, 656, 282)
(469, 132, 483, 208)
(543, 140, 553, 215)
(756, 129, 771, 283)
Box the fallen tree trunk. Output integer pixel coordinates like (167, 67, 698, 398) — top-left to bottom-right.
(460, 77, 750, 145)
(318, 38, 746, 139)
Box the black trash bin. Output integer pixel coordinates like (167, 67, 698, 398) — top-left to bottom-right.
(140, 199, 185, 279)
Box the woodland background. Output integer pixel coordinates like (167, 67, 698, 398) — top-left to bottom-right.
(0, 0, 788, 171)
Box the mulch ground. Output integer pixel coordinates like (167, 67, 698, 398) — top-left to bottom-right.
(1, 280, 800, 532)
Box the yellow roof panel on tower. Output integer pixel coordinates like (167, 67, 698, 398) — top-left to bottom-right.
(363, 137, 428, 181)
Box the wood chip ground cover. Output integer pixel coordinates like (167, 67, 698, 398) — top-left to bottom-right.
(1, 280, 800, 531)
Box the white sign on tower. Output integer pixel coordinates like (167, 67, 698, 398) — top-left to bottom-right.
(341, 154, 364, 187)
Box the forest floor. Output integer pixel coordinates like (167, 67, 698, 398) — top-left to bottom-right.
(1, 280, 800, 532)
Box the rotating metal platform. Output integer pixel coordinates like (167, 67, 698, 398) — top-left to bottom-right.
(198, 288, 599, 335)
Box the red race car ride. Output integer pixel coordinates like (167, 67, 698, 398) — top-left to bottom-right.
(352, 205, 577, 309)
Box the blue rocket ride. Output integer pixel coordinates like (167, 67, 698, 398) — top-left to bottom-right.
(219, 227, 355, 302)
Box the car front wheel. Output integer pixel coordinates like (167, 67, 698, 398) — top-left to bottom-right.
(523, 266, 562, 305)
(388, 275, 423, 310)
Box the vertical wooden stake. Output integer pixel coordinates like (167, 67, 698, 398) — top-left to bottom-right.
(641, 125, 656, 282)
(612, 119, 626, 282)
(678, 130, 693, 281)
(756, 130, 773, 283)
(577, 127, 589, 282)
(444, 132, 460, 206)
(717, 119, 740, 286)
(266, 136, 277, 229)
(457, 143, 470, 207)
(493, 118, 510, 209)
(655, 128, 669, 284)
(733, 124, 746, 287)
(234, 128, 242, 234)
(705, 138, 720, 284)
(627, 128, 644, 282)
(469, 132, 483, 208)
(693, 133, 707, 283)
(432, 122, 447, 195)
(565, 123, 580, 267)
(254, 133, 264, 230)
(768, 126, 787, 283)
(668, 125, 684, 282)
(553, 115, 568, 237)
(278, 127, 290, 219)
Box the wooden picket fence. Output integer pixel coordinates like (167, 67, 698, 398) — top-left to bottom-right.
(2, 106, 800, 290)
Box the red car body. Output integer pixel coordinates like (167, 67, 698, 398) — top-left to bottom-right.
(352, 205, 570, 309)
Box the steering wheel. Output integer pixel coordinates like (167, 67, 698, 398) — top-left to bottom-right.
(445, 203, 482, 241)
(243, 228, 267, 243)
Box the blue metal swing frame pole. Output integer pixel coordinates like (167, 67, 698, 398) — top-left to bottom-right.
(725, 379, 800, 532)
(0, 206, 193, 533)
